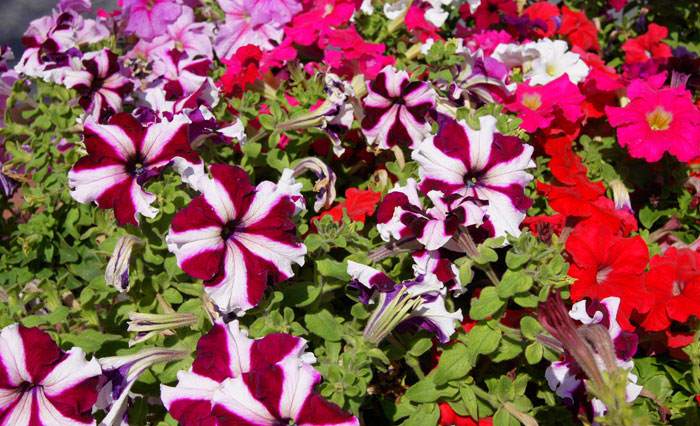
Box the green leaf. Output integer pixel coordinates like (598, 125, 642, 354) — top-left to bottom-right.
(496, 270, 533, 298)
(401, 403, 439, 426)
(459, 384, 479, 419)
(519, 316, 542, 340)
(434, 343, 474, 385)
(524, 342, 543, 365)
(405, 377, 455, 403)
(469, 287, 505, 320)
(316, 259, 349, 280)
(493, 407, 519, 426)
(304, 310, 342, 342)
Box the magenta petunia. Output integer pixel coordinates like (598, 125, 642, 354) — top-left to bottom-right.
(161, 320, 358, 426)
(412, 115, 534, 239)
(68, 113, 202, 226)
(605, 73, 700, 163)
(121, 0, 183, 41)
(63, 48, 134, 121)
(166, 164, 306, 315)
(361, 65, 436, 149)
(0, 323, 102, 425)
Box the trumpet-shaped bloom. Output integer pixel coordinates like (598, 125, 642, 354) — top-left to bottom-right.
(347, 262, 462, 343)
(526, 39, 590, 85)
(161, 320, 357, 426)
(376, 178, 484, 251)
(68, 113, 201, 225)
(605, 73, 700, 163)
(166, 164, 306, 315)
(63, 48, 133, 121)
(0, 323, 102, 425)
(413, 115, 534, 238)
(361, 66, 436, 149)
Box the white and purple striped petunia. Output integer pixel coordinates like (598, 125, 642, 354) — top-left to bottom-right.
(0, 323, 102, 426)
(347, 262, 462, 344)
(361, 65, 436, 150)
(161, 320, 358, 426)
(68, 113, 202, 226)
(63, 48, 134, 121)
(412, 115, 534, 239)
(544, 297, 642, 418)
(376, 178, 485, 251)
(166, 164, 306, 315)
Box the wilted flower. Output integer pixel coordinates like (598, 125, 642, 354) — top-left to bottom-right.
(347, 261, 462, 344)
(127, 311, 198, 345)
(105, 234, 141, 292)
(97, 347, 189, 426)
(292, 157, 337, 211)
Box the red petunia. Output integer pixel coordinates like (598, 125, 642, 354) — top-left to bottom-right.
(622, 23, 672, 64)
(438, 402, 493, 426)
(566, 222, 650, 330)
(641, 247, 700, 331)
(466, 0, 517, 30)
(313, 188, 382, 224)
(558, 6, 599, 52)
(521, 2, 560, 38)
(219, 44, 262, 97)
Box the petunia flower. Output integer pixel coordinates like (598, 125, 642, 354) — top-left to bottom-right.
(0, 323, 102, 425)
(214, 0, 302, 59)
(161, 320, 358, 425)
(347, 261, 463, 344)
(376, 178, 485, 251)
(505, 75, 584, 134)
(121, 0, 183, 41)
(361, 65, 436, 150)
(641, 247, 700, 331)
(166, 164, 306, 315)
(448, 49, 511, 107)
(526, 38, 590, 85)
(541, 295, 642, 420)
(63, 48, 134, 121)
(68, 113, 202, 226)
(622, 23, 672, 65)
(566, 221, 650, 331)
(413, 115, 534, 239)
(605, 73, 700, 163)
(219, 44, 262, 97)
(412, 249, 465, 294)
(145, 6, 213, 58)
(468, 0, 517, 30)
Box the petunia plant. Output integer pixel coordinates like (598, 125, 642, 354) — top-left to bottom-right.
(1, 0, 700, 425)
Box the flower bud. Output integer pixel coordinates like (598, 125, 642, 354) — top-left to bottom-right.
(105, 235, 141, 292)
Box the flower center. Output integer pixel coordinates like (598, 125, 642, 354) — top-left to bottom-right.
(672, 280, 685, 296)
(221, 220, 242, 240)
(521, 93, 542, 110)
(545, 63, 558, 76)
(596, 266, 612, 284)
(125, 155, 147, 177)
(464, 173, 481, 188)
(646, 106, 673, 131)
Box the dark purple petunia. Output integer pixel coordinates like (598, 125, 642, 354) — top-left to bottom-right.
(0, 323, 102, 425)
(68, 113, 202, 226)
(361, 65, 436, 149)
(161, 320, 358, 426)
(63, 48, 134, 121)
(166, 164, 306, 315)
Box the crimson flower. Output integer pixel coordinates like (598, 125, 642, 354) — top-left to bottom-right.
(622, 23, 672, 64)
(313, 187, 381, 224)
(0, 324, 102, 425)
(219, 44, 262, 97)
(558, 6, 600, 52)
(162, 320, 357, 426)
(166, 164, 306, 315)
(641, 247, 700, 331)
(566, 222, 650, 330)
(69, 113, 201, 226)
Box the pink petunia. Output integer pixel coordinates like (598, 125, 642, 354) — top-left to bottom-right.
(605, 73, 700, 163)
(121, 0, 183, 41)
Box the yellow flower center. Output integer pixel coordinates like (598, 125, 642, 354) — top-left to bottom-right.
(545, 63, 558, 76)
(522, 93, 542, 111)
(646, 106, 673, 131)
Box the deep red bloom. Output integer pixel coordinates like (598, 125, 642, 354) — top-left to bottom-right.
(641, 248, 700, 331)
(521, 2, 560, 38)
(467, 0, 517, 30)
(558, 6, 599, 52)
(219, 45, 262, 97)
(566, 222, 650, 330)
(622, 23, 672, 64)
(438, 402, 493, 426)
(313, 188, 381, 223)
